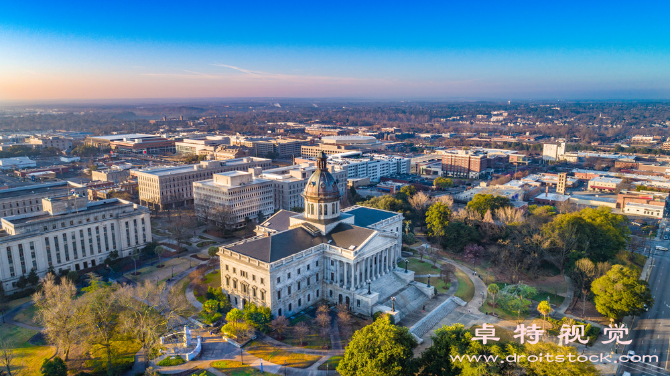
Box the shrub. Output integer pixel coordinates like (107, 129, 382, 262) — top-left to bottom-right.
(157, 356, 186, 366)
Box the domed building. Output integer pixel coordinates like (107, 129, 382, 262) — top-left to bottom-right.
(218, 151, 434, 323)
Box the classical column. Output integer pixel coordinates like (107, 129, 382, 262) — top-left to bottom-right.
(335, 260, 339, 285)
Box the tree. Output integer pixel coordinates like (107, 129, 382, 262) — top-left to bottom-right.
(315, 310, 332, 347)
(536, 301, 552, 330)
(33, 274, 80, 361)
(425, 201, 451, 239)
(26, 268, 39, 286)
(154, 246, 165, 265)
(294, 321, 309, 346)
(521, 342, 600, 376)
(337, 307, 353, 337)
(591, 265, 654, 321)
(167, 212, 194, 253)
(571, 258, 596, 318)
(41, 357, 67, 376)
(119, 280, 191, 367)
(270, 315, 289, 339)
(433, 177, 454, 190)
(440, 263, 455, 284)
(257, 210, 265, 224)
(400, 185, 417, 197)
(467, 194, 512, 217)
(337, 315, 418, 376)
(0, 340, 15, 376)
(79, 276, 123, 376)
(243, 302, 272, 333)
(487, 284, 499, 316)
(441, 221, 480, 253)
(290, 206, 305, 213)
(417, 326, 460, 376)
(208, 246, 219, 259)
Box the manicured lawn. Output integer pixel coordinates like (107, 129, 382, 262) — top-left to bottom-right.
(245, 341, 321, 369)
(84, 339, 142, 375)
(282, 320, 331, 349)
(531, 290, 565, 307)
(196, 241, 216, 248)
(193, 271, 221, 303)
(415, 276, 451, 293)
(185, 370, 218, 376)
(318, 355, 342, 371)
(13, 304, 40, 327)
(0, 296, 32, 311)
(397, 258, 441, 275)
(212, 360, 279, 375)
(0, 323, 55, 376)
(479, 299, 524, 321)
(126, 257, 193, 283)
(454, 269, 475, 302)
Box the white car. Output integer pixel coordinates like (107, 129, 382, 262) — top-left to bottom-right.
(628, 350, 635, 356)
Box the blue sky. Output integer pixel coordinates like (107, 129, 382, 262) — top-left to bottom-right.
(2, 0, 670, 101)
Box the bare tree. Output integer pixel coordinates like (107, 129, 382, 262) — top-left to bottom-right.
(434, 194, 454, 208)
(213, 206, 235, 232)
(270, 316, 289, 339)
(495, 206, 524, 225)
(167, 211, 194, 253)
(595, 261, 612, 278)
(33, 273, 80, 361)
(315, 311, 331, 347)
(337, 306, 352, 338)
(628, 236, 645, 255)
(572, 258, 596, 318)
(293, 321, 309, 346)
(79, 275, 123, 375)
(119, 280, 192, 368)
(0, 340, 15, 376)
(154, 246, 166, 266)
(440, 263, 455, 284)
(544, 222, 579, 275)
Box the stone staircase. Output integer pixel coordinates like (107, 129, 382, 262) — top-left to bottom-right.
(371, 273, 411, 303)
(409, 297, 460, 342)
(392, 284, 430, 319)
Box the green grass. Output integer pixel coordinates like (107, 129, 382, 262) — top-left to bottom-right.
(0, 296, 32, 311)
(196, 241, 216, 248)
(245, 340, 321, 369)
(0, 323, 55, 376)
(193, 271, 222, 303)
(183, 370, 218, 376)
(13, 304, 39, 327)
(318, 356, 342, 370)
(84, 338, 142, 375)
(211, 360, 279, 375)
(454, 269, 475, 302)
(397, 257, 441, 275)
(531, 290, 565, 306)
(199, 235, 212, 240)
(478, 299, 525, 321)
(157, 356, 186, 366)
(415, 276, 451, 292)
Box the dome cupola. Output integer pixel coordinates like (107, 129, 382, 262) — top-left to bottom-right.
(303, 151, 341, 220)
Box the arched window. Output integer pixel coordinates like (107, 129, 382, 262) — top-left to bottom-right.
(332, 203, 336, 213)
(324, 205, 328, 215)
(318, 205, 322, 215)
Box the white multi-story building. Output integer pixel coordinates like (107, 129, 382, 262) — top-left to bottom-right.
(0, 157, 36, 170)
(136, 157, 272, 210)
(218, 152, 433, 320)
(193, 170, 274, 228)
(260, 163, 347, 211)
(542, 142, 566, 161)
(320, 152, 410, 183)
(0, 195, 151, 292)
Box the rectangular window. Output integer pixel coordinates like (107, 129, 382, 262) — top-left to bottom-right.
(54, 236, 61, 264)
(287, 272, 291, 279)
(307, 277, 310, 286)
(316, 273, 319, 281)
(71, 232, 78, 260)
(316, 260, 319, 267)
(277, 277, 280, 283)
(103, 225, 109, 252)
(288, 286, 292, 295)
(87, 228, 93, 253)
(96, 226, 101, 254)
(297, 268, 300, 275)
(111, 223, 117, 250)
(17, 244, 26, 274)
(261, 291, 265, 301)
(297, 281, 301, 290)
(6, 247, 15, 277)
(260, 278, 264, 285)
(307, 264, 310, 271)
(62, 234, 70, 262)
(133, 219, 138, 245)
(80, 229, 86, 257)
(125, 221, 130, 247)
(277, 290, 281, 300)
(29, 241, 36, 269)
(45, 237, 53, 267)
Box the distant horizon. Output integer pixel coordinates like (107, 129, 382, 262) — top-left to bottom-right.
(3, 1, 670, 102)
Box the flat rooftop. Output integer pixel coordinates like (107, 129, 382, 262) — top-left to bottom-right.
(6, 200, 129, 225)
(89, 134, 153, 141)
(0, 182, 73, 200)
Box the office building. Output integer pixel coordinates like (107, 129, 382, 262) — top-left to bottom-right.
(0, 195, 151, 292)
(0, 181, 87, 219)
(441, 150, 490, 179)
(193, 170, 274, 228)
(136, 157, 272, 210)
(542, 142, 566, 161)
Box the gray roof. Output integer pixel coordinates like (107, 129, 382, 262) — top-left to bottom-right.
(345, 206, 398, 227)
(260, 210, 301, 232)
(228, 222, 375, 263)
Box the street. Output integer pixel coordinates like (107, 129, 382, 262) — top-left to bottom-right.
(620, 232, 670, 376)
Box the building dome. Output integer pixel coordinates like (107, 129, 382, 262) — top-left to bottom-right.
(303, 151, 341, 220)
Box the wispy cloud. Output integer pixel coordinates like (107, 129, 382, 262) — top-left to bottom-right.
(211, 63, 263, 77)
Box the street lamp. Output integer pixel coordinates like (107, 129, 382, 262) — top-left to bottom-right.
(427, 275, 431, 288)
(390, 297, 396, 312)
(284, 361, 287, 376)
(404, 259, 409, 273)
(172, 266, 174, 278)
(367, 279, 372, 295)
(240, 347, 244, 364)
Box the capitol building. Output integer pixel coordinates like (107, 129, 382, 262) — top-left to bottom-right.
(218, 152, 433, 319)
